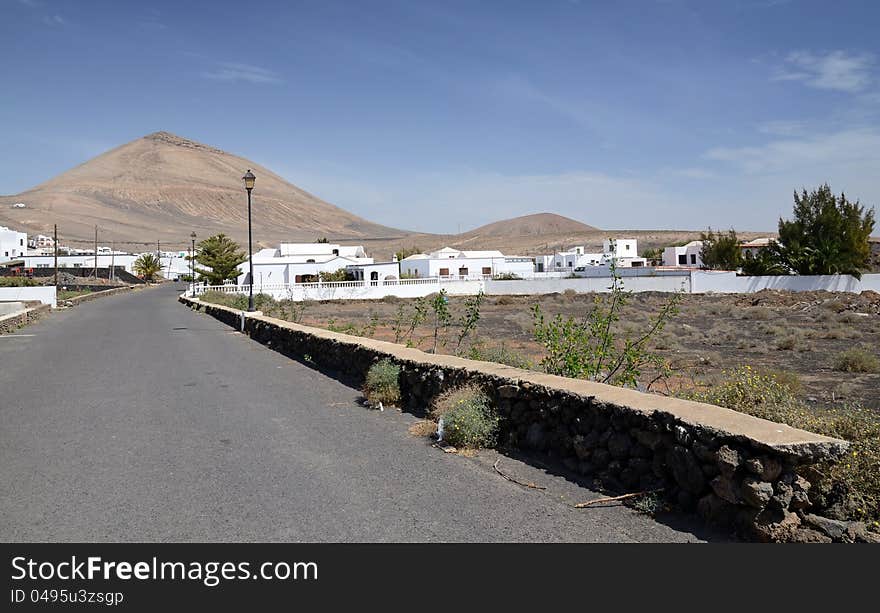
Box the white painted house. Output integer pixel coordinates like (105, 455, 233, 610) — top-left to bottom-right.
(237, 242, 376, 285)
(536, 239, 646, 273)
(739, 237, 777, 258)
(602, 239, 647, 268)
(400, 247, 533, 279)
(19, 253, 140, 273)
(663, 241, 704, 267)
(0, 226, 27, 262)
(345, 262, 401, 284)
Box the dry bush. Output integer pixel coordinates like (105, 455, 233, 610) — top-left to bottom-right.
(408, 420, 437, 438)
(431, 385, 498, 448)
(363, 359, 401, 406)
(742, 306, 773, 321)
(833, 348, 880, 373)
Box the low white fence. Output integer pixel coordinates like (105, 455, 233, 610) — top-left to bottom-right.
(690, 271, 880, 294)
(0, 286, 57, 308)
(188, 271, 880, 303)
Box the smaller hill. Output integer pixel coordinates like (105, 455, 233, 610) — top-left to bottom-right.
(461, 213, 598, 238)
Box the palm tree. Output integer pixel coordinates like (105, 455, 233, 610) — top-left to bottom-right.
(134, 253, 163, 282)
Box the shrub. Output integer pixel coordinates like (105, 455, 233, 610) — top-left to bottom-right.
(0, 277, 39, 287)
(431, 385, 498, 448)
(363, 359, 401, 406)
(833, 348, 880, 373)
(774, 334, 800, 351)
(685, 365, 879, 526)
(468, 343, 533, 370)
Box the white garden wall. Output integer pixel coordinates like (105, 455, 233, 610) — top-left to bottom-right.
(193, 271, 880, 303)
(0, 286, 57, 307)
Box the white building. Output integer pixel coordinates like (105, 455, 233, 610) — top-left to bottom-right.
(28, 234, 55, 249)
(602, 239, 647, 268)
(400, 247, 534, 279)
(236, 242, 376, 285)
(19, 253, 139, 273)
(0, 226, 28, 262)
(663, 241, 704, 267)
(345, 262, 401, 285)
(739, 237, 777, 258)
(537, 239, 646, 273)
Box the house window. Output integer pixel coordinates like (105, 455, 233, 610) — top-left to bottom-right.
(439, 268, 449, 276)
(482, 267, 491, 275)
(678, 254, 687, 265)
(690, 254, 697, 265)
(306, 259, 315, 263)
(568, 261, 573, 267)
(458, 267, 468, 277)
(332, 249, 339, 256)
(625, 244, 630, 250)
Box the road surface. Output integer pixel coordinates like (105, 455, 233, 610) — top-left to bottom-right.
(0, 284, 720, 542)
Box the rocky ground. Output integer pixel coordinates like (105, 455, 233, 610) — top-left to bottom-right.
(294, 289, 880, 410)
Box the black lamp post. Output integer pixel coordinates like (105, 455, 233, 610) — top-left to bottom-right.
(242, 169, 256, 312)
(189, 232, 197, 292)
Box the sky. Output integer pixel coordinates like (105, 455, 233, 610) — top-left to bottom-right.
(1, 0, 878, 233)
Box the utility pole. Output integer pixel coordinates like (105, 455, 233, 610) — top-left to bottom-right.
(53, 224, 58, 289)
(110, 241, 115, 281)
(93, 225, 98, 279)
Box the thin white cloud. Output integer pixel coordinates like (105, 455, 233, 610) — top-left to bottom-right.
(756, 120, 807, 137)
(202, 62, 283, 85)
(705, 128, 880, 174)
(773, 50, 874, 93)
(492, 74, 600, 132)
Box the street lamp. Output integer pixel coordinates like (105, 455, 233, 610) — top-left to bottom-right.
(189, 232, 197, 294)
(242, 169, 257, 312)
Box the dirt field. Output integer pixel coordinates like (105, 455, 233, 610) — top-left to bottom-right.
(289, 289, 880, 411)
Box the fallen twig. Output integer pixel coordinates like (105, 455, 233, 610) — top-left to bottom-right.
(574, 489, 664, 508)
(493, 459, 546, 490)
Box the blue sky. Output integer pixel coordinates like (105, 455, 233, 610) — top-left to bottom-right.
(1, 0, 878, 233)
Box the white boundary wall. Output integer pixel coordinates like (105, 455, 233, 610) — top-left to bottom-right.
(191, 271, 880, 302)
(0, 286, 57, 307)
(691, 271, 880, 294)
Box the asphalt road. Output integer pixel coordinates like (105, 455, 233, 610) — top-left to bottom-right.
(0, 284, 719, 542)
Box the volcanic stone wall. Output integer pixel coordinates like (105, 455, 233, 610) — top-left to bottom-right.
(182, 295, 862, 542)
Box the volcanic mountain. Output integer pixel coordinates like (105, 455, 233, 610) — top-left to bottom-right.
(0, 131, 405, 248)
(461, 213, 598, 238)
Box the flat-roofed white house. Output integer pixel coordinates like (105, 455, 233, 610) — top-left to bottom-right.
(18, 253, 140, 273)
(345, 261, 401, 285)
(236, 242, 376, 286)
(0, 226, 27, 262)
(537, 239, 646, 273)
(739, 237, 777, 258)
(602, 239, 647, 268)
(663, 240, 704, 268)
(400, 247, 533, 279)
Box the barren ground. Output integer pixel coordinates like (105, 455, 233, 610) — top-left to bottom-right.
(291, 289, 880, 410)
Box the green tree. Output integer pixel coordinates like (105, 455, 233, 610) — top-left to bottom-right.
(195, 234, 246, 285)
(741, 248, 788, 276)
(133, 253, 163, 281)
(699, 228, 741, 270)
(772, 184, 875, 277)
(318, 268, 351, 282)
(395, 246, 421, 262)
(532, 265, 679, 388)
(316, 237, 330, 243)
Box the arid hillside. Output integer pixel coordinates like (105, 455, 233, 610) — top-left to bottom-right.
(0, 131, 406, 249)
